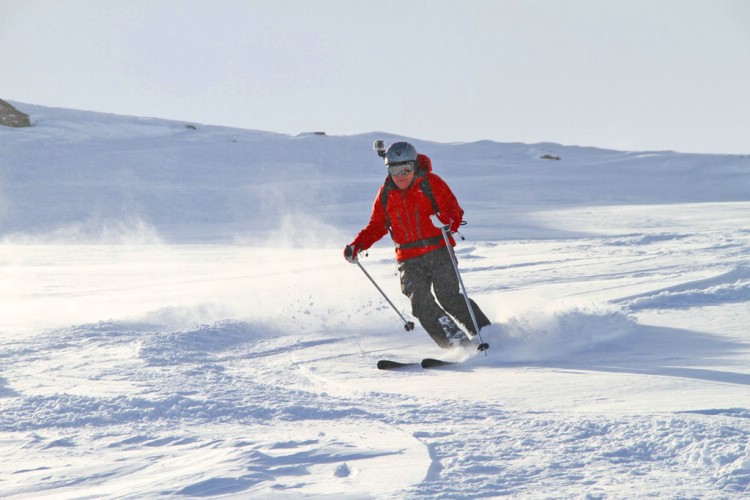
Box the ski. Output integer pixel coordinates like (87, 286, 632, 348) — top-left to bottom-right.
(377, 358, 457, 370)
(421, 358, 456, 368)
(377, 359, 419, 370)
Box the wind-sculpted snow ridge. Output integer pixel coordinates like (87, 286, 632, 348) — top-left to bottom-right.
(622, 265, 750, 311)
(136, 319, 276, 366)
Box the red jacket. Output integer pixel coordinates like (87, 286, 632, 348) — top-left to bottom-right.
(352, 154, 464, 261)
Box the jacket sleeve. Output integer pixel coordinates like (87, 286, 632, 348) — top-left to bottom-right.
(351, 184, 389, 250)
(429, 173, 464, 233)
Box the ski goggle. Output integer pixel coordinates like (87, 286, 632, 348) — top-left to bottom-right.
(388, 162, 414, 177)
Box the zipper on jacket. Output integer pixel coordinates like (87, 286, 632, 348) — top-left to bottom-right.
(414, 207, 422, 240)
(399, 191, 417, 241)
(395, 193, 411, 240)
(396, 213, 409, 239)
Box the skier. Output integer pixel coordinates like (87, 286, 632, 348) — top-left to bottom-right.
(344, 141, 491, 349)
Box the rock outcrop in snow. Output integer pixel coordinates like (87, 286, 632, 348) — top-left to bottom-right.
(0, 99, 31, 127)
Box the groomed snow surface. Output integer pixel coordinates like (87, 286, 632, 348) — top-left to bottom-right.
(1, 104, 749, 498)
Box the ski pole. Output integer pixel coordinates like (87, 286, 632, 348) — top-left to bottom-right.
(356, 259, 415, 331)
(437, 223, 490, 353)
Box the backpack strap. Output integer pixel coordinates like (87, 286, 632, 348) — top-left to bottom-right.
(380, 176, 395, 237)
(418, 175, 440, 215)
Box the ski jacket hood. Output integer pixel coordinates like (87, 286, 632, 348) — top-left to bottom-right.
(417, 153, 433, 174)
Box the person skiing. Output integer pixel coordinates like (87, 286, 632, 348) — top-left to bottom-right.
(344, 141, 491, 349)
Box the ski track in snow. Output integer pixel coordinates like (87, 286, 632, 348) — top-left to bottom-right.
(2, 105, 750, 498)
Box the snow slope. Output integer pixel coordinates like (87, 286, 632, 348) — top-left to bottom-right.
(1, 103, 749, 498)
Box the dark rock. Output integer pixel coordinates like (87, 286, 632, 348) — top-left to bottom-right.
(0, 99, 31, 127)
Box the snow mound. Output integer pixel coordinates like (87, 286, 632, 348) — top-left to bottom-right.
(137, 320, 273, 366)
(485, 302, 637, 363)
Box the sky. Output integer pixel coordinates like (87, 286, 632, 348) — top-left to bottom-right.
(1, 0, 748, 154)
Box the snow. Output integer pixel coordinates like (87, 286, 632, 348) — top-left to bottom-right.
(1, 102, 750, 498)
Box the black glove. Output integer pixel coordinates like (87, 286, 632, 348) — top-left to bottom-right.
(344, 244, 362, 263)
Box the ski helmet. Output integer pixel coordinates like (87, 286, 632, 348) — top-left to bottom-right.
(384, 142, 418, 166)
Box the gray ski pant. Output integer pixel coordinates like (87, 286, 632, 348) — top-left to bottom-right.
(398, 247, 491, 348)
